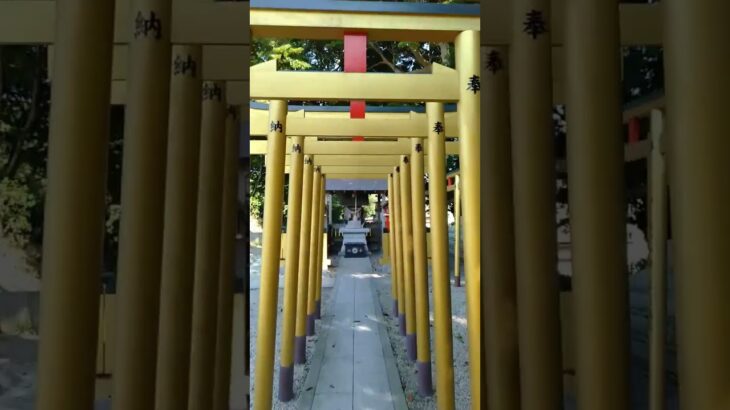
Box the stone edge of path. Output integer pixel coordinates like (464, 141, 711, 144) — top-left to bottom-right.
(295, 272, 340, 409)
(368, 273, 409, 410)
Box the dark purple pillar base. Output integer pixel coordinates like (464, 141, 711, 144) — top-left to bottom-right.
(315, 299, 321, 319)
(294, 336, 307, 365)
(406, 333, 417, 361)
(392, 300, 398, 317)
(455, 275, 461, 287)
(278, 365, 294, 402)
(399, 314, 406, 336)
(306, 314, 316, 336)
(416, 361, 434, 396)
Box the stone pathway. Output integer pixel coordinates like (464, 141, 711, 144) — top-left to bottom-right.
(297, 257, 407, 410)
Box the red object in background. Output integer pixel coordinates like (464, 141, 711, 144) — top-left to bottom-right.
(350, 100, 366, 119)
(344, 32, 367, 72)
(628, 117, 641, 143)
(351, 101, 366, 141)
(345, 32, 367, 141)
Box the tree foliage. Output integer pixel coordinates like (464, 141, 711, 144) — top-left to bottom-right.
(0, 46, 49, 261)
(0, 46, 125, 273)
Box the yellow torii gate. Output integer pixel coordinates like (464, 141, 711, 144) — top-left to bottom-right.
(245, 1, 656, 403)
(0, 2, 250, 410)
(249, 99, 467, 409)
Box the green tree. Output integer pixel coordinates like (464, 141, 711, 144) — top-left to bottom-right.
(0, 45, 126, 274)
(363, 194, 378, 219)
(251, 40, 313, 71)
(0, 46, 49, 267)
(331, 194, 345, 223)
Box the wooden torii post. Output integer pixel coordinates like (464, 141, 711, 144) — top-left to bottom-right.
(0, 2, 249, 410)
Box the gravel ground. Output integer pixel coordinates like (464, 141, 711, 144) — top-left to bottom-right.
(370, 255, 472, 410)
(248, 231, 335, 409)
(0, 235, 40, 292)
(248, 286, 334, 409)
(0, 335, 36, 410)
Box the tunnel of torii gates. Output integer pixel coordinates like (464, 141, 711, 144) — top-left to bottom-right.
(248, 2, 726, 410)
(266, 1, 729, 408)
(0, 0, 727, 410)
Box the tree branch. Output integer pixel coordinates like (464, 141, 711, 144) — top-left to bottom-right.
(4, 47, 42, 179)
(407, 44, 432, 69)
(368, 42, 401, 73)
(367, 61, 397, 71)
(439, 42, 451, 67)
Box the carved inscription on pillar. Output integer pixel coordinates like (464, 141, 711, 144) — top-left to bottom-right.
(269, 121, 284, 133)
(485, 50, 504, 74)
(466, 75, 481, 94)
(433, 121, 445, 134)
(523, 10, 548, 39)
(134, 11, 162, 39)
(173, 54, 197, 77)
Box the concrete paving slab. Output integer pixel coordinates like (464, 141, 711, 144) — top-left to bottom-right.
(316, 355, 354, 393)
(354, 355, 392, 409)
(325, 329, 355, 358)
(312, 391, 353, 410)
(297, 256, 406, 410)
